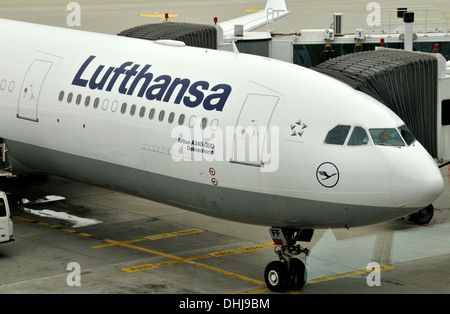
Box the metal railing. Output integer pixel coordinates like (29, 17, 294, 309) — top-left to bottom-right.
(266, 8, 283, 33)
(365, 6, 449, 36)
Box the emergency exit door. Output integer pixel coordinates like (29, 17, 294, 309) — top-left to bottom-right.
(232, 94, 279, 166)
(17, 59, 53, 122)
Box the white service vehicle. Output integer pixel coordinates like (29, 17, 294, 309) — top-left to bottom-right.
(0, 191, 14, 244)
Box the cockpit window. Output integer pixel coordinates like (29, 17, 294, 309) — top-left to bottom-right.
(348, 127, 369, 146)
(325, 125, 351, 145)
(369, 128, 405, 146)
(399, 125, 416, 145)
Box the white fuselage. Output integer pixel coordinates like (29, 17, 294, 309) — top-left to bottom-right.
(0, 19, 444, 228)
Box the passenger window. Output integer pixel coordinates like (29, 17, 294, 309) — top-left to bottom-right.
(210, 119, 219, 131)
(369, 129, 405, 146)
(139, 106, 146, 118)
(149, 108, 155, 120)
(93, 98, 100, 109)
(189, 116, 196, 128)
(325, 125, 351, 145)
(67, 92, 73, 103)
(178, 114, 185, 125)
(58, 91, 64, 102)
(102, 99, 109, 110)
(168, 112, 175, 124)
(348, 127, 369, 146)
(121, 102, 127, 114)
(76, 94, 82, 105)
(158, 110, 165, 122)
(399, 125, 415, 145)
(130, 104, 136, 116)
(111, 100, 118, 112)
(84, 96, 91, 107)
(201, 118, 208, 130)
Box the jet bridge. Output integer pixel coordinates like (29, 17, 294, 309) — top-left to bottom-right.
(313, 48, 450, 162)
(118, 21, 217, 49)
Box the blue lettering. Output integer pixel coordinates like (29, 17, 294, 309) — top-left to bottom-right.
(184, 80, 208, 108)
(146, 75, 171, 101)
(71, 56, 232, 111)
(163, 78, 190, 104)
(89, 65, 114, 90)
(128, 65, 153, 97)
(106, 61, 133, 92)
(203, 84, 232, 111)
(72, 55, 96, 87)
(119, 64, 139, 94)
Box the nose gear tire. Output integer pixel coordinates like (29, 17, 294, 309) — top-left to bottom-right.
(264, 261, 289, 292)
(289, 258, 307, 290)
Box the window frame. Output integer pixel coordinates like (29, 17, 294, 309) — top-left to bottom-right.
(398, 125, 416, 146)
(369, 128, 406, 147)
(324, 125, 351, 145)
(347, 126, 369, 146)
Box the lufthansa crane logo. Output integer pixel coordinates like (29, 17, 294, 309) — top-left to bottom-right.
(316, 162, 339, 188)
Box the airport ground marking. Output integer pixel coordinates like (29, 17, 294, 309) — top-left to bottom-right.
(306, 264, 395, 284)
(190, 260, 266, 287)
(92, 238, 146, 249)
(102, 238, 183, 260)
(209, 249, 242, 257)
(13, 214, 396, 291)
(156, 254, 211, 266)
(139, 12, 179, 21)
(13, 215, 95, 238)
(144, 228, 204, 240)
(14, 215, 262, 285)
(16, 212, 316, 289)
(122, 263, 159, 273)
(112, 239, 267, 287)
(92, 228, 205, 248)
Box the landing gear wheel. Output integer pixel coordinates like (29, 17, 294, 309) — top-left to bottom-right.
(409, 204, 434, 224)
(265, 227, 313, 292)
(289, 258, 307, 290)
(264, 261, 289, 292)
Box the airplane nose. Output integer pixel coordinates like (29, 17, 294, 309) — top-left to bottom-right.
(391, 156, 444, 208)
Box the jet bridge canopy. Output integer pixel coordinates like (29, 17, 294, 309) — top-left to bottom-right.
(118, 22, 217, 49)
(314, 49, 438, 157)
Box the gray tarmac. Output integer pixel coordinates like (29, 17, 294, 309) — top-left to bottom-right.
(0, 0, 449, 295)
(1, 172, 449, 294)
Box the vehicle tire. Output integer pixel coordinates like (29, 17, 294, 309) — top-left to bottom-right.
(289, 258, 307, 290)
(264, 261, 289, 292)
(409, 204, 434, 224)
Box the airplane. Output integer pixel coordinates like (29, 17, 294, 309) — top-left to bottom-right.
(0, 1, 444, 292)
(217, 0, 290, 35)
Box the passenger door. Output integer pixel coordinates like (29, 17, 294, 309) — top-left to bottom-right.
(17, 59, 53, 122)
(231, 94, 279, 167)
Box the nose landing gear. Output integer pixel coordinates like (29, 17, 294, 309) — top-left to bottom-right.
(408, 204, 434, 225)
(265, 227, 313, 292)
